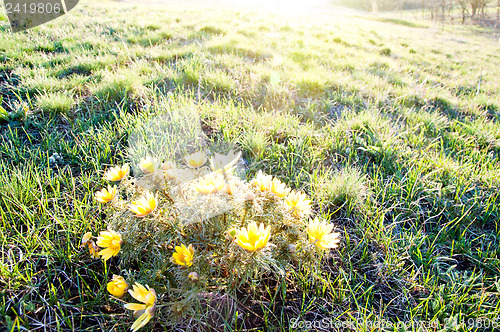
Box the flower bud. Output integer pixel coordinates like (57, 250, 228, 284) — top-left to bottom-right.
(188, 272, 199, 282)
(139, 156, 157, 174)
(81, 232, 92, 247)
(162, 161, 176, 170)
(245, 192, 255, 201)
(107, 275, 129, 298)
(224, 183, 235, 196)
(88, 241, 100, 259)
(164, 169, 177, 179)
(227, 228, 237, 238)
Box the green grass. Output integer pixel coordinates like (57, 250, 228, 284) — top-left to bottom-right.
(1, 0, 500, 330)
(36, 92, 76, 114)
(371, 17, 429, 28)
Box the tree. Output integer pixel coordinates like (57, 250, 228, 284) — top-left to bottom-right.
(497, 0, 500, 22)
(458, 0, 470, 23)
(469, 0, 487, 17)
(372, 0, 379, 15)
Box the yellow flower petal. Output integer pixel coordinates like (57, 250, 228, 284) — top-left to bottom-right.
(131, 311, 152, 332)
(125, 303, 147, 311)
(209, 150, 241, 173)
(126, 283, 157, 310)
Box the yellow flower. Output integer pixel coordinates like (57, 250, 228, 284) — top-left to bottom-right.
(285, 191, 312, 217)
(124, 283, 157, 332)
(172, 244, 194, 267)
(103, 164, 130, 182)
(235, 222, 271, 252)
(88, 241, 100, 259)
(107, 275, 129, 298)
(251, 170, 272, 192)
(94, 185, 117, 203)
(81, 232, 100, 258)
(209, 150, 241, 173)
(184, 151, 207, 168)
(138, 156, 157, 174)
(96, 230, 122, 261)
(81, 233, 100, 258)
(306, 218, 340, 250)
(127, 283, 157, 307)
(162, 161, 177, 179)
(252, 171, 290, 197)
(192, 174, 226, 195)
(81, 232, 93, 247)
(269, 178, 291, 198)
(129, 192, 157, 217)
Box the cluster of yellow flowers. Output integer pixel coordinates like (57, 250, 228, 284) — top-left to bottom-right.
(227, 207, 340, 252)
(252, 170, 312, 217)
(106, 275, 157, 332)
(82, 149, 341, 330)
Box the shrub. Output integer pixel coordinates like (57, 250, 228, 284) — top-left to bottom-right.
(81, 119, 341, 330)
(313, 167, 370, 214)
(380, 48, 392, 56)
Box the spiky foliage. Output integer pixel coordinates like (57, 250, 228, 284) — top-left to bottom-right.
(91, 151, 339, 329)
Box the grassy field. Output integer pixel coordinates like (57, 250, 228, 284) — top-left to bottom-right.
(1, 0, 500, 330)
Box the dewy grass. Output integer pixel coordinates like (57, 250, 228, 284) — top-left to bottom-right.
(0, 0, 500, 330)
(36, 91, 76, 114)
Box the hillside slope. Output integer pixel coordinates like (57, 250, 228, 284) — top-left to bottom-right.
(1, 0, 500, 330)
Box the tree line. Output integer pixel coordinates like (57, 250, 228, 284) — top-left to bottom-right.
(337, 0, 500, 25)
(421, 0, 499, 23)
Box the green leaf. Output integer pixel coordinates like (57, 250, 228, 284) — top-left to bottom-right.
(0, 104, 8, 120)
